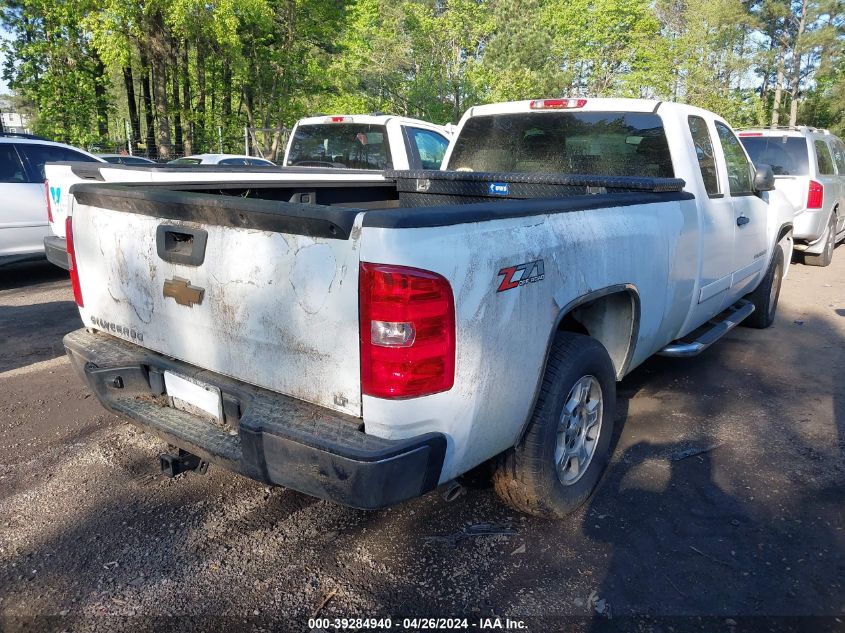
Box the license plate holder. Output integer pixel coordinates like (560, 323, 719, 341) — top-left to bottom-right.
(163, 371, 223, 422)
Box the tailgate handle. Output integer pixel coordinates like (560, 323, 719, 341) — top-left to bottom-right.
(156, 225, 208, 266)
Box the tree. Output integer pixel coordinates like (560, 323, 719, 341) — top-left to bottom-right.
(1, 0, 111, 145)
(1, 0, 843, 150)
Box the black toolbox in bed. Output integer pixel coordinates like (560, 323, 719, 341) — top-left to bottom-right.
(385, 169, 686, 207)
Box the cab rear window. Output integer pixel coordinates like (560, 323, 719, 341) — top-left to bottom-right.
(738, 136, 809, 176)
(446, 111, 674, 177)
(286, 124, 392, 170)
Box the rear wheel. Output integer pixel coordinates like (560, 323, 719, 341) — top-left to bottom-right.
(743, 244, 784, 329)
(805, 215, 835, 267)
(492, 332, 616, 518)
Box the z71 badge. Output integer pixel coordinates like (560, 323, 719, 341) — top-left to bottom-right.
(497, 259, 545, 292)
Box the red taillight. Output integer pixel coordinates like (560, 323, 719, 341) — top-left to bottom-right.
(45, 180, 53, 223)
(807, 180, 823, 209)
(529, 98, 587, 110)
(325, 116, 352, 123)
(359, 263, 455, 399)
(65, 216, 84, 307)
(738, 132, 763, 137)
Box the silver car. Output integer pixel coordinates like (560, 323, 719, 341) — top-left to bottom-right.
(168, 153, 277, 166)
(0, 134, 102, 266)
(739, 127, 845, 266)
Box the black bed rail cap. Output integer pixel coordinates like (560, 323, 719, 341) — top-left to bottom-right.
(70, 183, 361, 240)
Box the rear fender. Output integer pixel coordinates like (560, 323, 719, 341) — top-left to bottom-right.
(516, 284, 640, 443)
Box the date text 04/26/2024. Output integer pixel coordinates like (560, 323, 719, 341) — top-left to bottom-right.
(307, 617, 527, 630)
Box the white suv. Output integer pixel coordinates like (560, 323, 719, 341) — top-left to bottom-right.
(0, 134, 102, 266)
(739, 127, 845, 266)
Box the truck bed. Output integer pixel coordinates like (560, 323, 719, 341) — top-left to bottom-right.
(71, 170, 689, 241)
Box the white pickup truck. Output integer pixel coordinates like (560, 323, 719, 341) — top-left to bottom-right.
(62, 98, 794, 518)
(44, 114, 450, 269)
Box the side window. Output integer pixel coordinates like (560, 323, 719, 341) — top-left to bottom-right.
(688, 116, 720, 196)
(715, 122, 754, 195)
(18, 144, 97, 181)
(0, 144, 27, 183)
(832, 140, 845, 173)
(815, 140, 836, 175)
(406, 127, 450, 170)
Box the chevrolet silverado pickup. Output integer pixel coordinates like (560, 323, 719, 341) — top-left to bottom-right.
(62, 98, 794, 518)
(44, 114, 450, 269)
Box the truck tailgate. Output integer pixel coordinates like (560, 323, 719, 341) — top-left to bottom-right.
(70, 185, 364, 417)
(46, 161, 387, 238)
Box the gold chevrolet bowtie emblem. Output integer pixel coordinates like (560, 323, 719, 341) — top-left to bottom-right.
(163, 277, 205, 307)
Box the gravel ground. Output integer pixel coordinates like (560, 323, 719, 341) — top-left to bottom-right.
(0, 255, 843, 633)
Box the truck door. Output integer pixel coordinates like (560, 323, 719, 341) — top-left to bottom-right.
(714, 122, 769, 300)
(0, 143, 44, 257)
(686, 116, 735, 317)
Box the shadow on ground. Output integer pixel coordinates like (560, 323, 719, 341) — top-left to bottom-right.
(0, 301, 80, 373)
(0, 260, 68, 292)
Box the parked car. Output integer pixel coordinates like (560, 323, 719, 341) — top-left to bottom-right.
(43, 113, 451, 269)
(738, 126, 845, 266)
(60, 98, 794, 518)
(168, 154, 277, 166)
(283, 114, 451, 170)
(0, 134, 102, 266)
(97, 154, 157, 165)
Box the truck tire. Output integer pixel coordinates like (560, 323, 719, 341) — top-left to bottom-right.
(805, 215, 835, 267)
(743, 244, 784, 329)
(492, 332, 616, 518)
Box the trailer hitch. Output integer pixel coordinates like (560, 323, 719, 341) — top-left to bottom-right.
(159, 449, 209, 477)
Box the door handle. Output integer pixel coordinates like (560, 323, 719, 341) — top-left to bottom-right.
(736, 215, 750, 227)
(156, 225, 208, 266)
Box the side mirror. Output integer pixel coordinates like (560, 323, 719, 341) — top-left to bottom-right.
(753, 164, 775, 192)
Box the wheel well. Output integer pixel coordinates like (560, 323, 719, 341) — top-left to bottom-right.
(556, 289, 638, 379)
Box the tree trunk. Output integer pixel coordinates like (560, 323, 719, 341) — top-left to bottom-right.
(788, 0, 808, 127)
(171, 38, 183, 156)
(771, 48, 785, 127)
(222, 59, 232, 119)
(243, 87, 255, 155)
(92, 51, 109, 143)
(270, 129, 283, 163)
(139, 44, 158, 158)
(181, 42, 192, 155)
(789, 59, 801, 127)
(196, 38, 206, 147)
(123, 64, 141, 151)
(210, 56, 216, 122)
(149, 12, 172, 159)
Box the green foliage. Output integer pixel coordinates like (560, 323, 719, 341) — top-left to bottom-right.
(1, 0, 843, 150)
(1, 0, 109, 144)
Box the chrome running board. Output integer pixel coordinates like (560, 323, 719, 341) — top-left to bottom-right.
(659, 300, 755, 358)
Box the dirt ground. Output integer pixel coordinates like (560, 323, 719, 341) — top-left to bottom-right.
(0, 255, 843, 633)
